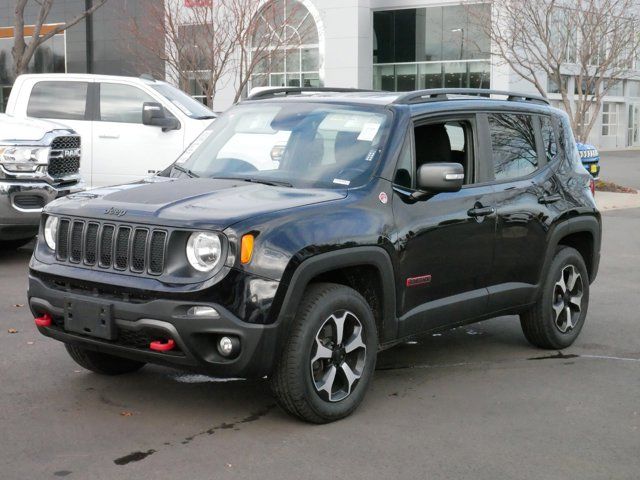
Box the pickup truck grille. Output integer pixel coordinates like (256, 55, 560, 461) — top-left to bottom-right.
(56, 218, 167, 275)
(48, 136, 81, 178)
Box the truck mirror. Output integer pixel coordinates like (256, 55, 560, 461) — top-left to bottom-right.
(142, 102, 180, 132)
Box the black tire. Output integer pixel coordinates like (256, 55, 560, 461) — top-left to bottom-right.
(520, 246, 590, 349)
(270, 283, 378, 423)
(0, 238, 33, 250)
(65, 344, 146, 375)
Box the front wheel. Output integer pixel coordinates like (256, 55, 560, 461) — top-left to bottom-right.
(270, 283, 378, 423)
(65, 344, 146, 375)
(520, 246, 590, 349)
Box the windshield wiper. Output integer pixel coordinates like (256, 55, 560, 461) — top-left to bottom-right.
(194, 115, 217, 120)
(173, 165, 199, 178)
(215, 176, 293, 187)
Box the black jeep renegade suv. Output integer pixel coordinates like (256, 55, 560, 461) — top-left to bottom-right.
(28, 88, 601, 423)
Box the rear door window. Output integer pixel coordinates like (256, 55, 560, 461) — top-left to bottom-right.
(488, 113, 539, 181)
(27, 81, 89, 120)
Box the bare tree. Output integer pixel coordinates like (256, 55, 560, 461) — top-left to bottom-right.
(12, 0, 108, 76)
(230, 0, 313, 103)
(128, 0, 238, 106)
(473, 0, 640, 141)
(127, 0, 310, 106)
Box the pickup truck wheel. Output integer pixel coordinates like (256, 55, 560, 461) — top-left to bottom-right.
(520, 246, 589, 349)
(270, 283, 377, 423)
(65, 344, 146, 375)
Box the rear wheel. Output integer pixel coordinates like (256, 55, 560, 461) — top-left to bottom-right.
(520, 246, 589, 349)
(65, 344, 146, 375)
(270, 283, 377, 423)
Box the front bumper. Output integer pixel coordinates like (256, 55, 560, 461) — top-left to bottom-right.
(28, 273, 280, 377)
(0, 180, 83, 240)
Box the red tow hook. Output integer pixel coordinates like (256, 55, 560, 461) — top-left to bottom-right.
(34, 313, 52, 327)
(149, 339, 175, 352)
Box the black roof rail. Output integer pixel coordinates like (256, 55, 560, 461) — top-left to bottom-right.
(393, 88, 550, 105)
(246, 87, 375, 100)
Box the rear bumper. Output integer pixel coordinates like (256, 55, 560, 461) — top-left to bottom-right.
(28, 274, 280, 377)
(0, 180, 83, 240)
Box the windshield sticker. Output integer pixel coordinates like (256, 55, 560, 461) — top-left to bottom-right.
(176, 130, 213, 164)
(358, 122, 381, 142)
(333, 178, 351, 186)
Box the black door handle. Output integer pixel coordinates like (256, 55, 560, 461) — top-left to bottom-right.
(467, 206, 495, 217)
(538, 194, 562, 204)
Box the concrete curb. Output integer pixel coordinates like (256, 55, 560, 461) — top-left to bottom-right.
(596, 191, 640, 211)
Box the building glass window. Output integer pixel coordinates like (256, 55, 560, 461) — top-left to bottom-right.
(250, 0, 321, 89)
(0, 30, 65, 112)
(547, 75, 569, 94)
(605, 79, 624, 96)
(373, 4, 491, 91)
(602, 102, 619, 136)
(627, 81, 640, 97)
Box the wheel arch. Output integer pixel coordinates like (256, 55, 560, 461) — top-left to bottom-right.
(545, 215, 601, 283)
(272, 247, 397, 345)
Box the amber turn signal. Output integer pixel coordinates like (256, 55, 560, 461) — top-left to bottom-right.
(241, 234, 254, 264)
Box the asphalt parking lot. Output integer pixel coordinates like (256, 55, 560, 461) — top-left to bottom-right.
(1, 162, 639, 479)
(599, 149, 640, 189)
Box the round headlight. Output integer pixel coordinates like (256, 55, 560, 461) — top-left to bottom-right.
(186, 232, 222, 272)
(44, 216, 58, 250)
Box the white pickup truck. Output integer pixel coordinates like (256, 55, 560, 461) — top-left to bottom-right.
(0, 114, 83, 249)
(5, 74, 216, 189)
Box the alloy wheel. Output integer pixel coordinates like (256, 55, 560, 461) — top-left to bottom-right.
(310, 310, 367, 402)
(552, 265, 584, 333)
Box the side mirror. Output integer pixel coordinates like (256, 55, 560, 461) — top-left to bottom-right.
(142, 102, 180, 131)
(416, 162, 464, 193)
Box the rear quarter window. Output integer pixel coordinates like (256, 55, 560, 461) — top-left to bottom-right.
(27, 81, 88, 120)
(488, 113, 539, 181)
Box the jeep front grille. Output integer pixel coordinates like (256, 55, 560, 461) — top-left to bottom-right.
(48, 136, 81, 178)
(56, 218, 168, 275)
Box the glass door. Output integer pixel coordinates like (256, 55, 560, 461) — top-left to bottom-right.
(628, 104, 640, 147)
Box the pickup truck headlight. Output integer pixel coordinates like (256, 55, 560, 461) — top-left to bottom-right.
(44, 216, 59, 250)
(186, 232, 222, 272)
(0, 145, 50, 172)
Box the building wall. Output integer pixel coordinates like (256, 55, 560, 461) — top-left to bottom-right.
(0, 0, 163, 110)
(184, 0, 640, 149)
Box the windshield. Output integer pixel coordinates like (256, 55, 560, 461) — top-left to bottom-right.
(151, 83, 216, 119)
(168, 102, 391, 189)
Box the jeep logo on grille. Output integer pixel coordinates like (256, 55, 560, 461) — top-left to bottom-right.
(104, 207, 127, 217)
(63, 148, 81, 158)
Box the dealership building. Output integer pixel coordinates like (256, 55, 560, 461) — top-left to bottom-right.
(207, 0, 640, 150)
(1, 0, 639, 149)
(0, 0, 160, 112)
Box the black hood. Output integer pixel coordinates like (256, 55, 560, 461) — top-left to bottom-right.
(46, 178, 346, 230)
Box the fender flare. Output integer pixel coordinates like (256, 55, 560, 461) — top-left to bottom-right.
(273, 246, 397, 343)
(543, 214, 602, 283)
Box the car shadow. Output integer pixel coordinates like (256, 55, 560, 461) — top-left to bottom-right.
(52, 315, 531, 428)
(0, 240, 35, 262)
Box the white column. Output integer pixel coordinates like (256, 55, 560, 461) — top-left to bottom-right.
(318, 0, 373, 89)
